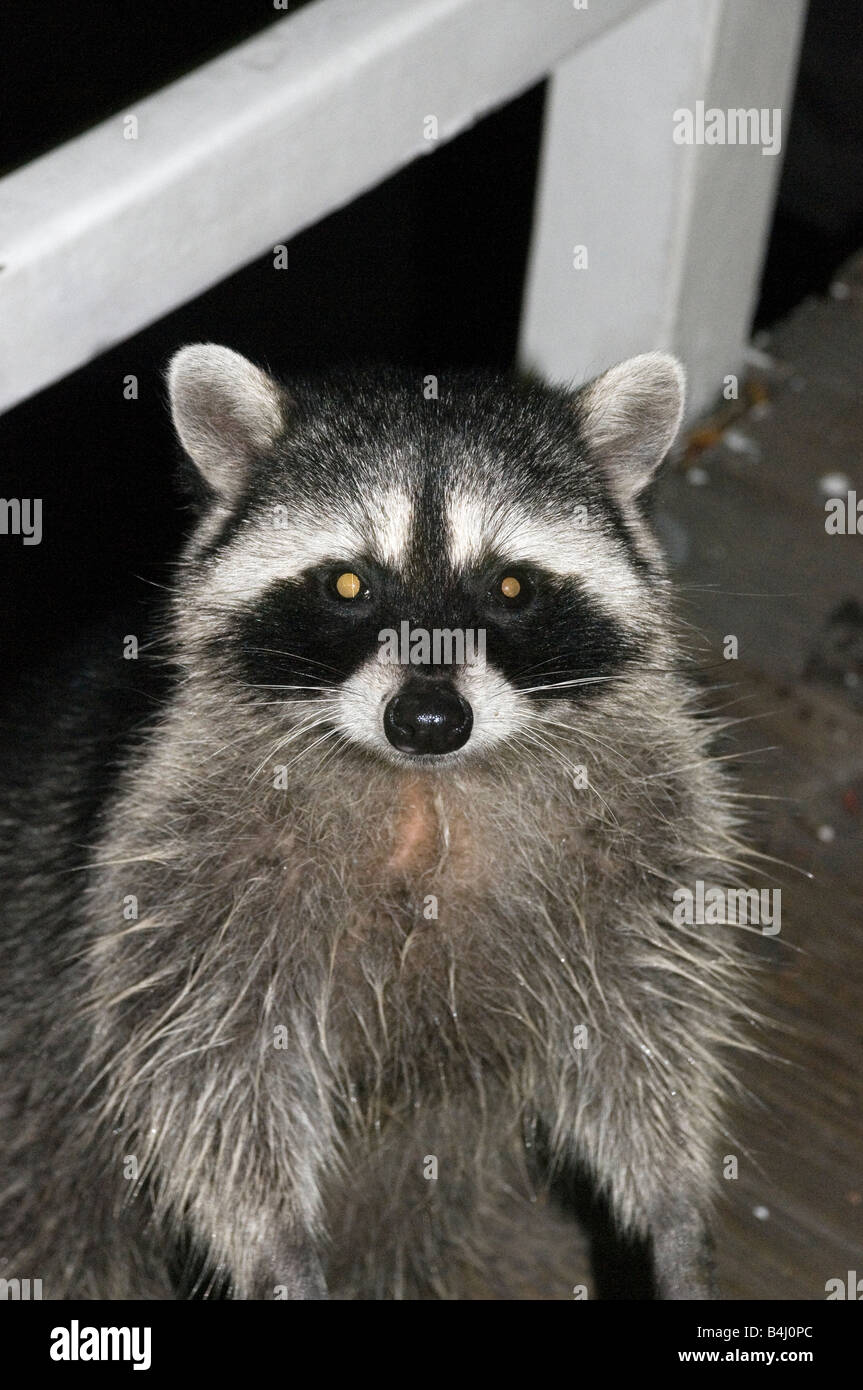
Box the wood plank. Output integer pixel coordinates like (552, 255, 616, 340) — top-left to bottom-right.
(0, 0, 650, 414)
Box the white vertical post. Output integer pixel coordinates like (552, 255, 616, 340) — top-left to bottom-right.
(518, 0, 808, 418)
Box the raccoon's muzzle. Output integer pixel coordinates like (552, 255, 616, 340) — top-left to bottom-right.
(383, 677, 473, 754)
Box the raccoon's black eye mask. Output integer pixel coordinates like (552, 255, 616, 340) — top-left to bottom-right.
(225, 557, 642, 703)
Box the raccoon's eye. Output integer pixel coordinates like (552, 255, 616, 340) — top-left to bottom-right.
(335, 572, 360, 599)
(332, 570, 370, 601)
(492, 569, 533, 608)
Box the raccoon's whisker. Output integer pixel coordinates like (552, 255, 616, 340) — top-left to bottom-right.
(505, 731, 553, 782)
(640, 746, 778, 782)
(270, 725, 342, 778)
(254, 714, 338, 769)
(682, 841, 784, 880)
(129, 572, 175, 593)
(693, 693, 762, 715)
(491, 653, 592, 687)
(67, 851, 182, 874)
(675, 584, 805, 600)
(719, 791, 792, 802)
(197, 711, 313, 775)
(482, 662, 716, 706)
(305, 728, 351, 780)
(526, 710, 631, 755)
(629, 858, 687, 887)
(515, 725, 623, 831)
(524, 717, 691, 836)
(250, 683, 342, 693)
(239, 645, 348, 678)
(709, 709, 785, 734)
(256, 699, 333, 706)
(525, 713, 639, 781)
(478, 673, 597, 706)
(477, 667, 615, 702)
(707, 843, 814, 881)
(517, 675, 618, 696)
(315, 731, 354, 778)
(189, 700, 319, 761)
(252, 697, 349, 716)
(248, 709, 340, 780)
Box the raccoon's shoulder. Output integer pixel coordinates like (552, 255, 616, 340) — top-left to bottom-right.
(0, 612, 177, 880)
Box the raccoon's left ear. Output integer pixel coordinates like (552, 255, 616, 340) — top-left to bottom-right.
(575, 352, 685, 502)
(166, 344, 287, 504)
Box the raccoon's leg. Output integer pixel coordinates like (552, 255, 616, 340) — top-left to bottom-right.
(168, 1158, 330, 1299)
(189, 1209, 329, 1301)
(572, 1171, 717, 1300)
(648, 1196, 718, 1300)
(558, 1069, 721, 1299)
(177, 1212, 328, 1301)
(248, 1232, 328, 1301)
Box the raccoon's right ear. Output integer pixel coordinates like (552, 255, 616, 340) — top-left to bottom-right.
(575, 352, 685, 503)
(166, 344, 287, 504)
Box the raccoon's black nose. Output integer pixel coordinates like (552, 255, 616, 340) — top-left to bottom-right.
(384, 681, 473, 755)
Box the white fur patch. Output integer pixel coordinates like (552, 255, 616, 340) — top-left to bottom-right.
(183, 490, 414, 627)
(363, 488, 414, 566)
(447, 493, 648, 626)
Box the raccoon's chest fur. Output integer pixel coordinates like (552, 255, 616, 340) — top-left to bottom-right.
(85, 686, 699, 1126)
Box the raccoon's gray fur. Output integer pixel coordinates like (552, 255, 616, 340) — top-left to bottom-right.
(0, 346, 759, 1300)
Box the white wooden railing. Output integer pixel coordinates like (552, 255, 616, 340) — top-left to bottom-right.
(0, 0, 806, 418)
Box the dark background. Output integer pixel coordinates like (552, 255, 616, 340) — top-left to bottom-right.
(1, 0, 862, 693)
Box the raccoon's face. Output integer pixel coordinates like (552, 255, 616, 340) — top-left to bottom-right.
(167, 345, 684, 768)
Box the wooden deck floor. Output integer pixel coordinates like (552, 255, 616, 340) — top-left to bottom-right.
(459, 255, 863, 1302)
(655, 252, 863, 1301)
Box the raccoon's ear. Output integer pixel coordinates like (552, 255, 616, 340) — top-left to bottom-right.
(576, 352, 685, 502)
(166, 344, 287, 502)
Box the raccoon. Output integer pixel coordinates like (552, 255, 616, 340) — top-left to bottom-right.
(0, 345, 757, 1300)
